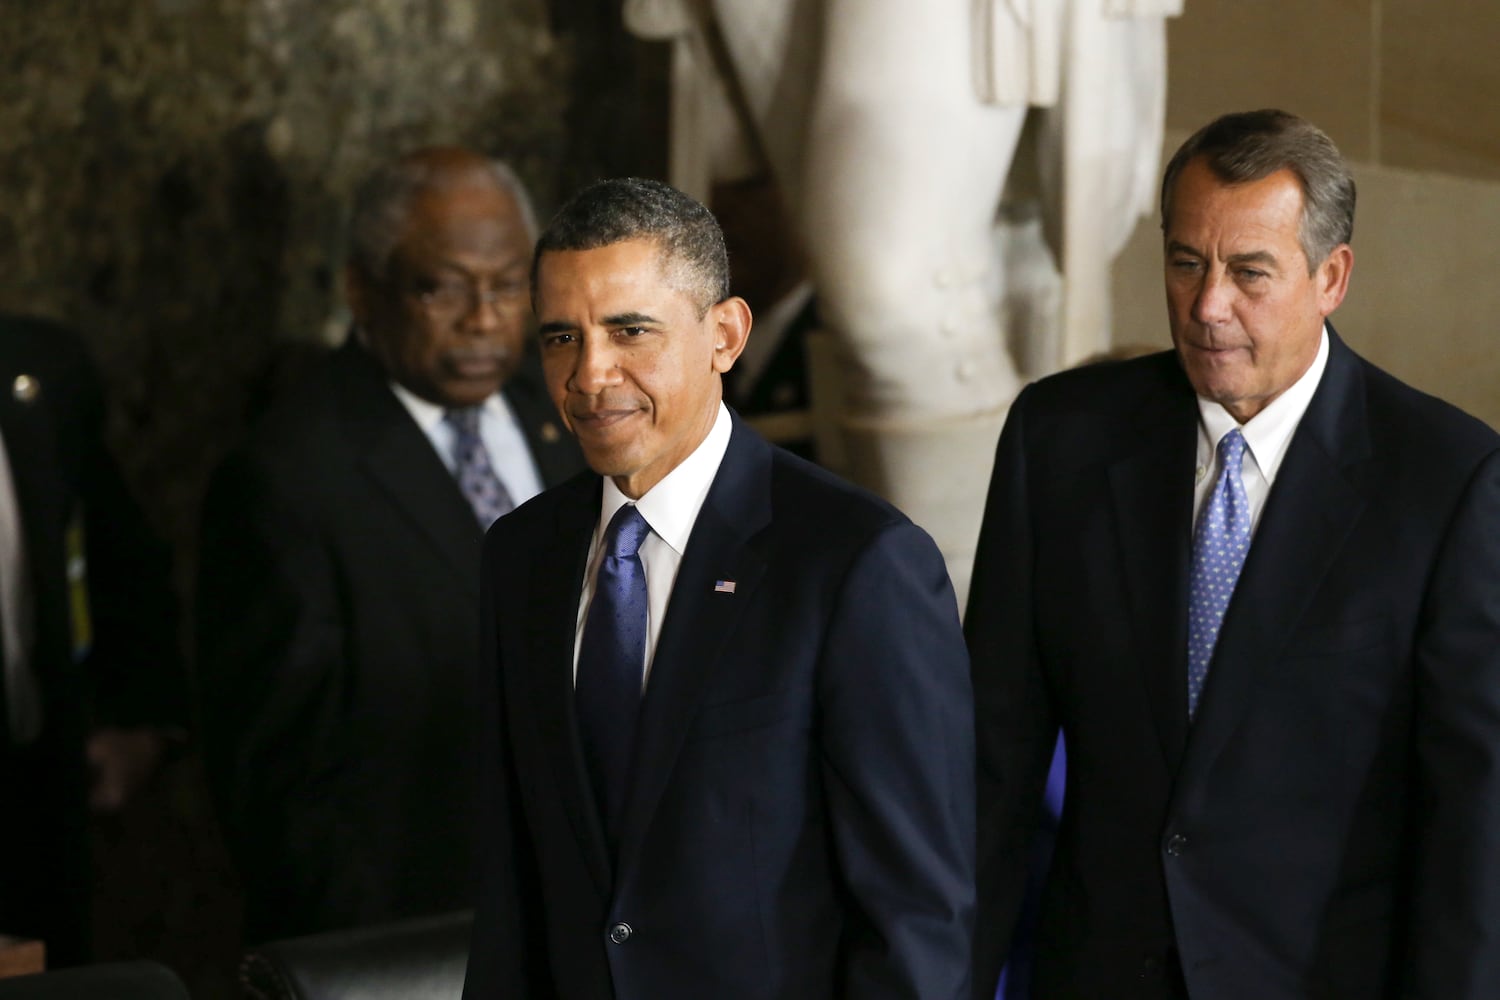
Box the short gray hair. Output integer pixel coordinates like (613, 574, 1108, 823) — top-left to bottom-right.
(532, 177, 730, 316)
(347, 149, 538, 281)
(1160, 109, 1355, 271)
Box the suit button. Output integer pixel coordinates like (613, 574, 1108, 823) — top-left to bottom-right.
(608, 922, 632, 945)
(1164, 833, 1188, 857)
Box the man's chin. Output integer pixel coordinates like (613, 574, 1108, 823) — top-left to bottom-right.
(435, 374, 507, 407)
(579, 447, 631, 479)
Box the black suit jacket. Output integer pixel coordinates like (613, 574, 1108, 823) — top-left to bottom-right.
(967, 328, 1500, 999)
(0, 314, 183, 963)
(196, 337, 582, 943)
(462, 414, 975, 1000)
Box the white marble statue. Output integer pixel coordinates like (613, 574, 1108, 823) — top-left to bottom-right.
(626, 0, 1182, 602)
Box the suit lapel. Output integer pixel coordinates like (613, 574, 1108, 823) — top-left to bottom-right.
(334, 343, 484, 600)
(613, 418, 771, 878)
(1107, 367, 1199, 770)
(521, 476, 616, 896)
(1175, 330, 1372, 796)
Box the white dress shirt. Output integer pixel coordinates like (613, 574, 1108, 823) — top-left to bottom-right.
(573, 402, 733, 688)
(390, 383, 545, 506)
(1192, 326, 1330, 536)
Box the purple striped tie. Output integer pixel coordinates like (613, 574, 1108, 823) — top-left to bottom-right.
(444, 407, 515, 529)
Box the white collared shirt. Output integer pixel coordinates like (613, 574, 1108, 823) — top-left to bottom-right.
(573, 402, 733, 688)
(389, 383, 545, 506)
(1192, 326, 1331, 535)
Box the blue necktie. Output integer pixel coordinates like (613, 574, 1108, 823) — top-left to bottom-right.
(1187, 428, 1252, 719)
(576, 504, 651, 841)
(444, 407, 515, 529)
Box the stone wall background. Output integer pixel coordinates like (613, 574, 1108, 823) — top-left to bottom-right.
(1, 2, 663, 995)
(2, 0, 574, 559)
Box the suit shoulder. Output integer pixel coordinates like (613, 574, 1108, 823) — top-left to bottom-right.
(766, 445, 922, 545)
(230, 348, 378, 461)
(1360, 358, 1500, 467)
(1018, 349, 1181, 421)
(205, 351, 378, 511)
(1000, 350, 1188, 471)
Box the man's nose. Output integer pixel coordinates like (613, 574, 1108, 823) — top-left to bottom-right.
(570, 336, 622, 393)
(458, 287, 505, 334)
(1192, 270, 1234, 327)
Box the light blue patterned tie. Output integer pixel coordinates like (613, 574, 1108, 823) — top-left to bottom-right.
(444, 407, 515, 529)
(575, 504, 652, 844)
(1187, 428, 1251, 719)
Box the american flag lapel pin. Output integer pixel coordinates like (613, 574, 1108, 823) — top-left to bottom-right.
(713, 579, 736, 594)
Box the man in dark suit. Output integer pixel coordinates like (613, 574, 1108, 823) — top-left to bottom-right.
(0, 313, 185, 965)
(461, 177, 974, 999)
(196, 148, 582, 943)
(968, 109, 1500, 999)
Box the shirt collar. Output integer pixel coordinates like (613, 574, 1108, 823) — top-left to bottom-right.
(598, 402, 733, 557)
(1196, 325, 1329, 483)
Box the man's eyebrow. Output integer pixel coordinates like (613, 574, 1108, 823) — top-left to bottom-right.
(538, 320, 579, 336)
(1225, 250, 1279, 268)
(1165, 241, 1281, 269)
(602, 311, 660, 327)
(425, 255, 531, 277)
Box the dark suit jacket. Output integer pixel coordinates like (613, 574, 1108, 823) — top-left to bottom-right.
(462, 414, 975, 1000)
(0, 314, 184, 963)
(967, 328, 1500, 999)
(196, 336, 582, 943)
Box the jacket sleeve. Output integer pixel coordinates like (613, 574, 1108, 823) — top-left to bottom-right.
(1403, 445, 1500, 997)
(818, 517, 976, 1000)
(964, 385, 1061, 1000)
(462, 523, 554, 999)
(194, 447, 365, 935)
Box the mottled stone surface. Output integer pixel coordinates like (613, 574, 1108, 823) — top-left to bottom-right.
(2, 0, 567, 554)
(0, 2, 605, 995)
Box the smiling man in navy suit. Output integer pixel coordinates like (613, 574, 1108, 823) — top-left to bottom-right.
(461, 177, 975, 1000)
(968, 110, 1500, 999)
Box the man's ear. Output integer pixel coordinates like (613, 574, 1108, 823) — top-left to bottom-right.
(1317, 243, 1354, 317)
(709, 296, 752, 373)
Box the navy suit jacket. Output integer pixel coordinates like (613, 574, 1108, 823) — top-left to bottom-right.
(968, 328, 1500, 999)
(463, 413, 975, 1000)
(196, 337, 582, 942)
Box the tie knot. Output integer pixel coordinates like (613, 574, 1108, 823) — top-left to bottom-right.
(1217, 427, 1247, 470)
(604, 504, 651, 559)
(444, 406, 483, 437)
